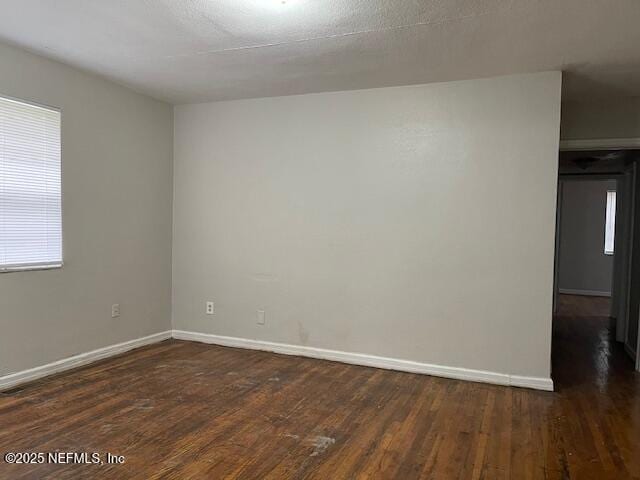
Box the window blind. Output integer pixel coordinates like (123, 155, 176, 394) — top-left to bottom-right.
(0, 95, 62, 271)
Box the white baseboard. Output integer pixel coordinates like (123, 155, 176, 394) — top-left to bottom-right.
(0, 329, 554, 393)
(172, 330, 554, 392)
(0, 330, 172, 391)
(558, 288, 611, 297)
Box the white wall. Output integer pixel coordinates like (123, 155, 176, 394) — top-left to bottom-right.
(558, 180, 616, 295)
(173, 72, 562, 380)
(0, 42, 174, 376)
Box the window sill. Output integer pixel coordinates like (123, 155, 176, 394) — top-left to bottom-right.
(0, 263, 63, 274)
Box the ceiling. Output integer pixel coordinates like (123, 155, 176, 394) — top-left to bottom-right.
(0, 0, 639, 104)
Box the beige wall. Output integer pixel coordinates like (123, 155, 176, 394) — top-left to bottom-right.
(558, 180, 616, 295)
(0, 45, 562, 384)
(0, 42, 173, 375)
(561, 98, 640, 140)
(173, 72, 562, 379)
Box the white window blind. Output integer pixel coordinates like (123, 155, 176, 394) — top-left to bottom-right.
(604, 190, 616, 255)
(0, 95, 62, 271)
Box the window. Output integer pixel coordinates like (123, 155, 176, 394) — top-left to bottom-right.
(604, 190, 616, 255)
(0, 95, 62, 272)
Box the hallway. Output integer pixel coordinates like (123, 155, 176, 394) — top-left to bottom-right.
(551, 294, 640, 477)
(553, 294, 634, 389)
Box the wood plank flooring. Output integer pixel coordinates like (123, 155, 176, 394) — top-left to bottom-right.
(1, 295, 639, 479)
(556, 293, 612, 317)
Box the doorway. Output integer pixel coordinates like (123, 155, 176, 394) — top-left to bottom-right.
(552, 149, 640, 387)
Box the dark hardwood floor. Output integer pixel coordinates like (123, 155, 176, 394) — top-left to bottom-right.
(1, 295, 639, 479)
(555, 293, 612, 317)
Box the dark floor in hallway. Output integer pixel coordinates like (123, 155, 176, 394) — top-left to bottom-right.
(556, 293, 611, 317)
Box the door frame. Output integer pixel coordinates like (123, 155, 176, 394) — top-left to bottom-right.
(554, 172, 638, 369)
(556, 141, 640, 371)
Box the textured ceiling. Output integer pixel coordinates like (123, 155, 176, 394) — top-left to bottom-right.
(0, 0, 639, 104)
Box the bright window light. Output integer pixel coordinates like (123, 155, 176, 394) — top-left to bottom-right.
(0, 95, 62, 272)
(604, 190, 616, 255)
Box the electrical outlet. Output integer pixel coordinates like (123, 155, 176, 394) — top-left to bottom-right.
(257, 310, 266, 325)
(206, 301, 215, 315)
(111, 304, 120, 318)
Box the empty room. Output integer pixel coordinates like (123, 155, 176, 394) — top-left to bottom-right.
(0, 1, 639, 478)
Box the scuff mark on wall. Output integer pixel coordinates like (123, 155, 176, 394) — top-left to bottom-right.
(297, 321, 310, 345)
(251, 273, 280, 282)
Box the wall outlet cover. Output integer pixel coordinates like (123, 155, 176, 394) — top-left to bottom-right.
(206, 301, 215, 315)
